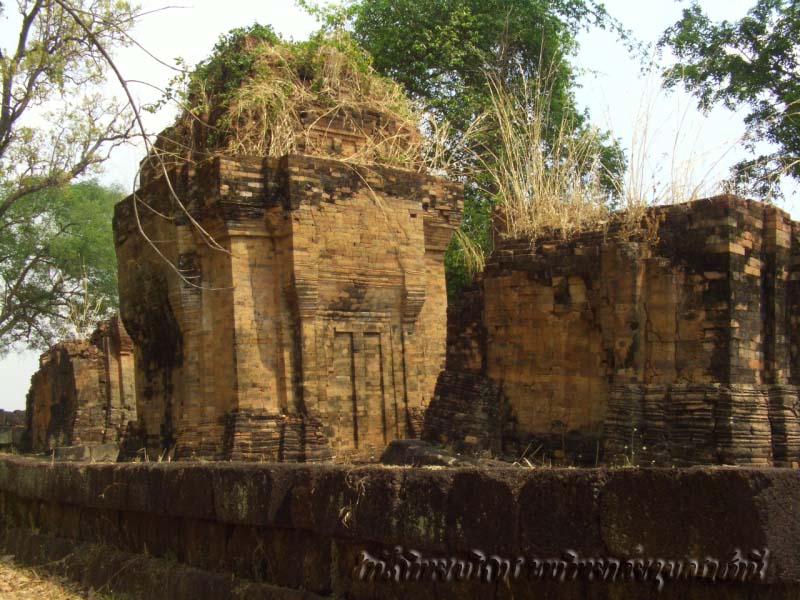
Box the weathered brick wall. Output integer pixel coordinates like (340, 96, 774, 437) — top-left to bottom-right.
(115, 150, 462, 461)
(0, 410, 25, 450)
(421, 281, 505, 455)
(0, 456, 798, 599)
(423, 371, 505, 456)
(0, 410, 25, 427)
(429, 196, 800, 466)
(443, 281, 486, 374)
(25, 316, 137, 453)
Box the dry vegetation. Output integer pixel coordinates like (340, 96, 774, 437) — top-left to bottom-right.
(0, 555, 101, 599)
(453, 66, 748, 272)
(150, 31, 432, 173)
(477, 75, 613, 242)
(472, 73, 659, 251)
(223, 38, 418, 164)
(146, 29, 721, 276)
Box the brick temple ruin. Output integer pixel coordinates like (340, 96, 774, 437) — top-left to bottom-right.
(25, 316, 136, 453)
(113, 113, 462, 461)
(0, 409, 25, 451)
(8, 31, 800, 600)
(97, 34, 798, 467)
(427, 196, 800, 467)
(113, 148, 800, 467)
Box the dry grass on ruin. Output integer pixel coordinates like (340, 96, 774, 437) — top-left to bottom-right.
(476, 75, 617, 243)
(472, 73, 659, 248)
(465, 70, 734, 256)
(155, 31, 435, 172)
(223, 37, 419, 165)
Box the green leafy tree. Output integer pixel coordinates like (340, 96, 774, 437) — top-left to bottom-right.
(660, 0, 800, 197)
(347, 0, 606, 131)
(0, 180, 122, 350)
(1, 0, 138, 214)
(302, 0, 627, 296)
(0, 0, 140, 348)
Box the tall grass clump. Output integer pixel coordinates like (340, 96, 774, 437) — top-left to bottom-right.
(622, 79, 733, 210)
(472, 73, 646, 245)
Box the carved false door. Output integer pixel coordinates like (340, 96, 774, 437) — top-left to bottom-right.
(321, 321, 404, 456)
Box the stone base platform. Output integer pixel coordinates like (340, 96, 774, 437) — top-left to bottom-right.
(0, 456, 798, 599)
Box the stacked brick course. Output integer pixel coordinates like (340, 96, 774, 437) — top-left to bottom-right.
(429, 196, 800, 466)
(25, 316, 136, 453)
(114, 111, 462, 461)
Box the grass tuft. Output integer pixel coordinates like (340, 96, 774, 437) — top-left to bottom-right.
(472, 71, 650, 247)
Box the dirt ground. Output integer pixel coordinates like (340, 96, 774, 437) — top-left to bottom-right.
(0, 555, 98, 599)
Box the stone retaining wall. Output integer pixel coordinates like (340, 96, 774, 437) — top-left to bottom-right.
(0, 456, 798, 599)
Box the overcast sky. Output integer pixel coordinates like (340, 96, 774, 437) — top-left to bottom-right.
(0, 0, 778, 410)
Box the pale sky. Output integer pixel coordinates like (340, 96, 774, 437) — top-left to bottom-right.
(0, 0, 782, 410)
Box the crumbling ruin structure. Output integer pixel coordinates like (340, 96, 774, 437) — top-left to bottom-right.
(0, 410, 25, 451)
(428, 196, 800, 466)
(113, 37, 462, 461)
(25, 316, 136, 453)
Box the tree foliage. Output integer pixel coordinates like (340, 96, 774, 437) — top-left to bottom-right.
(303, 0, 627, 296)
(188, 23, 282, 104)
(1, 0, 137, 213)
(660, 0, 800, 197)
(0, 180, 122, 351)
(0, 0, 139, 349)
(347, 0, 605, 132)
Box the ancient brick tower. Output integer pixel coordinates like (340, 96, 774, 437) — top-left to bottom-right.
(428, 196, 800, 467)
(113, 112, 462, 460)
(25, 315, 136, 452)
